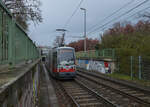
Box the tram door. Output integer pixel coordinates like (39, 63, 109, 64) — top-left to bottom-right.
(52, 51, 57, 73)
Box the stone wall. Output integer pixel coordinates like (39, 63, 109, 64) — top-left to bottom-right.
(77, 59, 115, 73)
(0, 61, 41, 107)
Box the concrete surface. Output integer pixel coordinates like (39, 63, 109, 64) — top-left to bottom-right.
(38, 64, 59, 107)
(0, 59, 40, 107)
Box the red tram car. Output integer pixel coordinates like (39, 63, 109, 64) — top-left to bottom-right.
(46, 47, 76, 79)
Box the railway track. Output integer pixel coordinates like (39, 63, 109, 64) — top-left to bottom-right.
(77, 70, 150, 107)
(52, 78, 116, 107)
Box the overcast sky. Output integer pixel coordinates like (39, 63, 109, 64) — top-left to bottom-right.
(29, 0, 150, 46)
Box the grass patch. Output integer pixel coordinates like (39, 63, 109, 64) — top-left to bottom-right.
(107, 72, 150, 88)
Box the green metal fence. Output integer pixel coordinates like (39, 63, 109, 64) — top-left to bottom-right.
(117, 56, 150, 81)
(0, 1, 39, 65)
(76, 49, 115, 59)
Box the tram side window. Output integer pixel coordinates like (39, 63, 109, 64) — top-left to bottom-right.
(53, 52, 57, 70)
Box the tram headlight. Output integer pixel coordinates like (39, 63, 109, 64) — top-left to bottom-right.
(72, 66, 76, 70)
(57, 69, 59, 72)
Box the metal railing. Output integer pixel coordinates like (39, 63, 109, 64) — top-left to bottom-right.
(76, 49, 115, 59)
(0, 1, 39, 65)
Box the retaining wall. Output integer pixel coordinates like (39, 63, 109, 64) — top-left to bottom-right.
(0, 60, 41, 107)
(77, 59, 116, 74)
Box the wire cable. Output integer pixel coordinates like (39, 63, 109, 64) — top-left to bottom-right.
(128, 6, 150, 20)
(88, 0, 135, 32)
(88, 6, 150, 37)
(63, 0, 84, 28)
(88, 0, 150, 35)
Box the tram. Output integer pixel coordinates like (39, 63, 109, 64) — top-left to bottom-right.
(46, 47, 76, 79)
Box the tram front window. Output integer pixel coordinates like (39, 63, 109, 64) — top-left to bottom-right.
(58, 49, 75, 65)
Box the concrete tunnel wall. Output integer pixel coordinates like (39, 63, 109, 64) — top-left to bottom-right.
(76, 59, 116, 74)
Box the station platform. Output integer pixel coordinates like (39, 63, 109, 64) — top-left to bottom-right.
(38, 64, 59, 107)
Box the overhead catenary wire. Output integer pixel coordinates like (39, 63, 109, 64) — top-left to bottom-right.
(63, 0, 84, 29)
(128, 6, 150, 20)
(87, 5, 150, 38)
(88, 0, 135, 32)
(88, 0, 150, 35)
(87, 0, 150, 35)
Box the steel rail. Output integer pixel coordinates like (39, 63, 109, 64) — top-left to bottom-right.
(57, 79, 116, 107)
(74, 79, 117, 107)
(78, 69, 150, 94)
(57, 81, 80, 107)
(77, 72, 150, 106)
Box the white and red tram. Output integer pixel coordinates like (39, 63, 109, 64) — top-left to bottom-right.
(46, 47, 76, 79)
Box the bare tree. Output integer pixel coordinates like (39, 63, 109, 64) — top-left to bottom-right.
(2, 0, 42, 30)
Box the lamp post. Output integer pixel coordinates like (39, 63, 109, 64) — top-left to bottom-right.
(80, 8, 86, 52)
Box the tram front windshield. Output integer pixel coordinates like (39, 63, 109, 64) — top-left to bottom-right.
(58, 49, 75, 65)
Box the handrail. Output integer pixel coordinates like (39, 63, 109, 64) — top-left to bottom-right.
(76, 49, 115, 59)
(0, 1, 39, 65)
